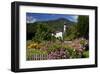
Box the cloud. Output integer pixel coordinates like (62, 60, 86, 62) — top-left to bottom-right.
(26, 16, 37, 23)
(73, 16, 78, 22)
(68, 15, 78, 22)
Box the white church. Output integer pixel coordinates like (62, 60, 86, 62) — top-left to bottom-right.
(51, 24, 67, 39)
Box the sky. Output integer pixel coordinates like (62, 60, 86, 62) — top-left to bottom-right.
(26, 13, 78, 23)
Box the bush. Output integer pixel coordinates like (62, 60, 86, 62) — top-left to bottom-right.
(82, 51, 89, 58)
(27, 42, 41, 49)
(80, 39, 86, 46)
(63, 46, 83, 58)
(48, 43, 62, 52)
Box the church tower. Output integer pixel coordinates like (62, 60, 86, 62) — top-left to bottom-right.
(63, 23, 66, 33)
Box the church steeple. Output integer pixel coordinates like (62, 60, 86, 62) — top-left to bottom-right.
(63, 23, 66, 33)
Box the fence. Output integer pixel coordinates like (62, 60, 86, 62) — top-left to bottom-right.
(29, 54, 48, 60)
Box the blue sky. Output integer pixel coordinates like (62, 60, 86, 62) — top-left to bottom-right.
(26, 13, 78, 23)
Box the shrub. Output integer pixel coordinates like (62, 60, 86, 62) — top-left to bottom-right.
(48, 43, 62, 52)
(80, 39, 86, 46)
(82, 51, 89, 58)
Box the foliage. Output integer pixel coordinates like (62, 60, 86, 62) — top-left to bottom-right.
(47, 43, 62, 52)
(77, 16, 89, 38)
(80, 39, 86, 46)
(26, 39, 89, 60)
(32, 23, 54, 43)
(82, 51, 89, 58)
(64, 46, 82, 58)
(64, 24, 79, 40)
(47, 42, 83, 58)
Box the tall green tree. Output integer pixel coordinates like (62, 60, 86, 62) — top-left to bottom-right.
(77, 16, 89, 39)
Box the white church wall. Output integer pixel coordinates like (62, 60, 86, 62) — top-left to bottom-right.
(55, 32, 63, 38)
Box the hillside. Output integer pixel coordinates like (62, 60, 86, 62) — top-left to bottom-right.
(27, 18, 76, 40)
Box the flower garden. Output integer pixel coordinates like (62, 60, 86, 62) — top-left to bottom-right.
(26, 38, 89, 60)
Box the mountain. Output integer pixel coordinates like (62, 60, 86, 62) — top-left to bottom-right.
(46, 18, 75, 25)
(35, 18, 75, 31)
(33, 18, 75, 25)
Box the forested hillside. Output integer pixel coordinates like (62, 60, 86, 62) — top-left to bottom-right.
(27, 18, 75, 40)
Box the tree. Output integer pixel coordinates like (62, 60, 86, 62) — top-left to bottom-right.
(33, 23, 55, 42)
(27, 23, 37, 40)
(77, 16, 89, 39)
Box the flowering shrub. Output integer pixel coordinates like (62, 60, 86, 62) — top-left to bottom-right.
(27, 42, 41, 49)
